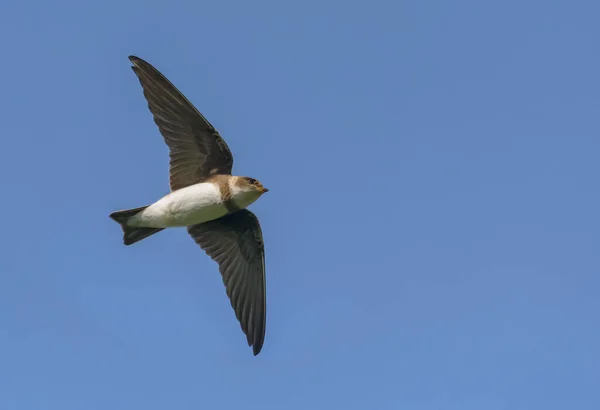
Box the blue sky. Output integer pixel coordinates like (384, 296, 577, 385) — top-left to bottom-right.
(0, 0, 598, 408)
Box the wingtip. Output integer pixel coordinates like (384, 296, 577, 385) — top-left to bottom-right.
(252, 342, 263, 356)
(128, 55, 147, 68)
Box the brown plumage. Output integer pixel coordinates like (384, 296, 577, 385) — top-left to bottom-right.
(129, 56, 234, 190)
(188, 210, 266, 355)
(204, 174, 239, 213)
(119, 55, 268, 356)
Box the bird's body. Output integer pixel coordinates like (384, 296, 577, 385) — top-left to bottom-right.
(127, 177, 264, 228)
(109, 56, 269, 356)
(131, 182, 226, 228)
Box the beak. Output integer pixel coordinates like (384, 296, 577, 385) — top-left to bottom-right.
(261, 187, 269, 193)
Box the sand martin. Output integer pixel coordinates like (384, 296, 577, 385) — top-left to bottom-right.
(110, 56, 268, 356)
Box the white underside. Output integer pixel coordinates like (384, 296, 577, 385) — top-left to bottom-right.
(129, 183, 228, 228)
(127, 181, 262, 228)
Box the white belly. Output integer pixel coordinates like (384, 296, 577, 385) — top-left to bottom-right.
(131, 183, 228, 228)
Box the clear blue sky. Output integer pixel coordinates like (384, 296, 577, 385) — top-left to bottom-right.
(0, 0, 598, 408)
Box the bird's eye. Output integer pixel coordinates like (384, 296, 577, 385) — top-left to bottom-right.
(248, 178, 257, 185)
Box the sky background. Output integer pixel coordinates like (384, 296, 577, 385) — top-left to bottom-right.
(0, 0, 598, 409)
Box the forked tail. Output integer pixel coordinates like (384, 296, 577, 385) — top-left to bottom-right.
(109, 206, 164, 245)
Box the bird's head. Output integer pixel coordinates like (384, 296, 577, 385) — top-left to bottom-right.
(239, 177, 269, 194)
(229, 176, 269, 209)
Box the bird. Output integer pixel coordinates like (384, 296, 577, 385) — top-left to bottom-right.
(109, 56, 268, 356)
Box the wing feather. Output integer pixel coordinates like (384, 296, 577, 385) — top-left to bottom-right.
(129, 56, 234, 190)
(188, 210, 266, 355)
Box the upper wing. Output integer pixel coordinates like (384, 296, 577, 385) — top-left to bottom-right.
(187, 210, 267, 355)
(129, 56, 234, 191)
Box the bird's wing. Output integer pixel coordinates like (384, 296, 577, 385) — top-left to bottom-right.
(129, 56, 234, 191)
(187, 210, 266, 355)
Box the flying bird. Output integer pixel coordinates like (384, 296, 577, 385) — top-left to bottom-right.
(109, 56, 268, 356)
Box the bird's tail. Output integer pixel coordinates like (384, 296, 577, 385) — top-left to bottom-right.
(109, 206, 164, 246)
